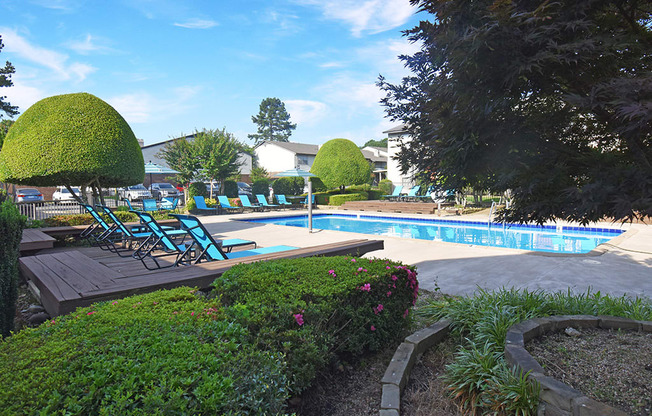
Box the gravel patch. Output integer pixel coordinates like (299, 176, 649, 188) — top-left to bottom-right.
(527, 328, 652, 416)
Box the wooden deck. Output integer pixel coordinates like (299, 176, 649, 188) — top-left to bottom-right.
(19, 229, 56, 253)
(341, 200, 456, 215)
(19, 239, 384, 317)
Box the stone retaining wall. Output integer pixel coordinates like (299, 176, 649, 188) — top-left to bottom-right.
(379, 319, 451, 416)
(505, 315, 652, 416)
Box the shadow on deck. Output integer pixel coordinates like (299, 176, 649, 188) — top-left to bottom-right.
(20, 239, 384, 317)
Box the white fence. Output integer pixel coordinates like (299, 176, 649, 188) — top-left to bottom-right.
(15, 199, 128, 221)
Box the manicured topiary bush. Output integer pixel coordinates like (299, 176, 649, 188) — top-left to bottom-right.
(310, 139, 372, 189)
(224, 180, 238, 198)
(329, 193, 367, 206)
(272, 177, 304, 196)
(0, 288, 289, 415)
(0, 197, 26, 337)
(309, 177, 327, 192)
(212, 256, 418, 392)
(252, 179, 270, 197)
(0, 93, 144, 187)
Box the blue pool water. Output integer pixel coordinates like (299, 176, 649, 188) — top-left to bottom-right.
(242, 214, 624, 254)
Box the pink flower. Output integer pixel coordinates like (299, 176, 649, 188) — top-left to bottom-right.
(391, 275, 398, 281)
(386, 266, 391, 270)
(351, 258, 357, 263)
(191, 312, 195, 316)
(403, 309, 410, 318)
(358, 267, 364, 272)
(370, 325, 376, 331)
(87, 311, 96, 316)
(386, 291, 392, 297)
(294, 313, 304, 326)
(358, 283, 371, 292)
(373, 304, 384, 314)
(50, 320, 56, 324)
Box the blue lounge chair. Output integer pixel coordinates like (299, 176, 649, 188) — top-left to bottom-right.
(301, 194, 315, 206)
(402, 185, 421, 201)
(143, 199, 158, 212)
(96, 204, 186, 257)
(256, 194, 279, 209)
(415, 186, 435, 201)
(217, 195, 243, 213)
(239, 194, 263, 211)
(80, 204, 116, 246)
(170, 214, 258, 253)
(130, 210, 195, 270)
(382, 185, 403, 200)
(169, 213, 296, 264)
(123, 198, 135, 210)
(276, 194, 293, 207)
(160, 197, 179, 210)
(193, 196, 219, 215)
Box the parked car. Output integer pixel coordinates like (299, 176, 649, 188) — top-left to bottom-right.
(237, 182, 252, 196)
(150, 183, 179, 199)
(15, 188, 44, 203)
(52, 186, 81, 202)
(120, 184, 152, 202)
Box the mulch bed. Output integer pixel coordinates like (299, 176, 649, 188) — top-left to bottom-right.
(527, 328, 652, 416)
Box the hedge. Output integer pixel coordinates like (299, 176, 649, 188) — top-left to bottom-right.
(329, 193, 367, 206)
(272, 177, 304, 196)
(224, 180, 238, 198)
(212, 256, 418, 392)
(0, 289, 288, 415)
(0, 93, 144, 187)
(0, 197, 26, 337)
(41, 210, 173, 227)
(252, 179, 269, 197)
(310, 139, 372, 189)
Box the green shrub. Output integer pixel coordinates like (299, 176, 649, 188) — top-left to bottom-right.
(224, 180, 238, 198)
(272, 177, 304, 196)
(329, 193, 367, 206)
(42, 210, 171, 227)
(252, 179, 270, 197)
(187, 181, 207, 198)
(379, 179, 393, 196)
(0, 93, 144, 187)
(204, 198, 217, 207)
(212, 256, 418, 392)
(418, 288, 652, 415)
(0, 288, 288, 415)
(309, 177, 327, 192)
(0, 198, 26, 337)
(310, 139, 372, 189)
(314, 192, 330, 205)
(185, 199, 197, 212)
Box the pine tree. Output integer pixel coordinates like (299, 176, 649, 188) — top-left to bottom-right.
(248, 97, 296, 144)
(0, 35, 18, 119)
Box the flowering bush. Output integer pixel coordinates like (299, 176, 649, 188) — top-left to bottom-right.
(212, 255, 418, 392)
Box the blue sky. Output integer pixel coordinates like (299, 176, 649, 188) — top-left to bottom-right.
(0, 0, 422, 146)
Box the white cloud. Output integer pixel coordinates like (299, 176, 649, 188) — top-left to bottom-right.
(295, 0, 416, 37)
(357, 38, 421, 79)
(284, 99, 328, 126)
(1, 76, 47, 114)
(0, 27, 96, 82)
(319, 61, 345, 68)
(107, 86, 201, 124)
(67, 34, 114, 55)
(173, 18, 218, 29)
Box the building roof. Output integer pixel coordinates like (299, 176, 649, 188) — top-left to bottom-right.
(360, 149, 386, 163)
(260, 141, 319, 155)
(382, 124, 407, 135)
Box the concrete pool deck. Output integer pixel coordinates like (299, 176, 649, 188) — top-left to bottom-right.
(201, 209, 652, 299)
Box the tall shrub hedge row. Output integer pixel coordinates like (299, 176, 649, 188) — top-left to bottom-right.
(272, 177, 304, 196)
(252, 179, 270, 197)
(0, 196, 26, 338)
(0, 289, 289, 415)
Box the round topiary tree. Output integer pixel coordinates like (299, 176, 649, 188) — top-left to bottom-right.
(310, 138, 372, 190)
(0, 92, 144, 202)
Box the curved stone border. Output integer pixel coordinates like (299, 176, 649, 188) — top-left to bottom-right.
(505, 315, 652, 416)
(379, 319, 451, 416)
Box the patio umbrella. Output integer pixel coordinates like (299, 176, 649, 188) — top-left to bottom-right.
(275, 168, 317, 233)
(144, 161, 179, 191)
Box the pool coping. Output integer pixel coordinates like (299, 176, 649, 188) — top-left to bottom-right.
(232, 211, 633, 258)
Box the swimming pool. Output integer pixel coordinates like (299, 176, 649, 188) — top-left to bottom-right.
(241, 214, 624, 254)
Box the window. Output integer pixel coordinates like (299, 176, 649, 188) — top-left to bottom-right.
(296, 155, 310, 166)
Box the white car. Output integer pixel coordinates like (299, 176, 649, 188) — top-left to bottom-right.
(121, 184, 153, 202)
(52, 186, 81, 202)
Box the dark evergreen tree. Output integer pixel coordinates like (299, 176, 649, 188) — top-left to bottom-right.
(379, 0, 651, 224)
(0, 36, 18, 119)
(248, 97, 296, 144)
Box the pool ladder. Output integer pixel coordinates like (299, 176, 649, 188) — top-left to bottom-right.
(488, 201, 496, 228)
